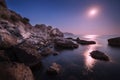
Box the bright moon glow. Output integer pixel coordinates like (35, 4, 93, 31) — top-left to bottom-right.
(89, 9, 98, 17)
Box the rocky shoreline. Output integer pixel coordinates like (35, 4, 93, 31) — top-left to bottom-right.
(0, 0, 82, 79)
(0, 0, 119, 80)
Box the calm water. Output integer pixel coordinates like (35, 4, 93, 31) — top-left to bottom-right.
(33, 35, 120, 80)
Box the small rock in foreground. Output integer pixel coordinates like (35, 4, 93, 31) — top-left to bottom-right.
(47, 63, 61, 75)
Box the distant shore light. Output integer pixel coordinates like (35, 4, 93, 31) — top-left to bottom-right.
(83, 35, 98, 40)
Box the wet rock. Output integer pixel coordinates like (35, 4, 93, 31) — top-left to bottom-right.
(76, 37, 96, 45)
(47, 63, 61, 75)
(90, 50, 109, 61)
(54, 38, 79, 49)
(0, 32, 17, 49)
(108, 37, 120, 47)
(0, 62, 34, 80)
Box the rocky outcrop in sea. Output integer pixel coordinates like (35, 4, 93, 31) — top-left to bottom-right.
(108, 37, 120, 47)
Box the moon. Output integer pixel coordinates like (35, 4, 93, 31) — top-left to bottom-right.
(89, 8, 98, 17)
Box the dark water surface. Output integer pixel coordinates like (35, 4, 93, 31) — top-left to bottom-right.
(33, 35, 120, 80)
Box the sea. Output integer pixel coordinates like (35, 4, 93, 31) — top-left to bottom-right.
(33, 34, 120, 80)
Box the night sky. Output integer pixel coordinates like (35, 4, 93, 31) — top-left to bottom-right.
(6, 0, 120, 35)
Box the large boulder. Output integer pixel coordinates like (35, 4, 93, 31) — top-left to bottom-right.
(6, 41, 42, 67)
(76, 37, 96, 45)
(54, 38, 78, 49)
(0, 32, 17, 49)
(108, 37, 120, 47)
(90, 50, 109, 61)
(0, 62, 34, 80)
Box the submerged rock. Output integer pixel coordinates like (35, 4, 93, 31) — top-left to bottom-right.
(90, 50, 109, 61)
(47, 63, 61, 75)
(108, 37, 120, 47)
(76, 37, 96, 45)
(0, 62, 34, 80)
(54, 38, 79, 49)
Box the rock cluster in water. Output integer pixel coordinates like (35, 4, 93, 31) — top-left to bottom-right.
(76, 37, 96, 45)
(66, 37, 96, 45)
